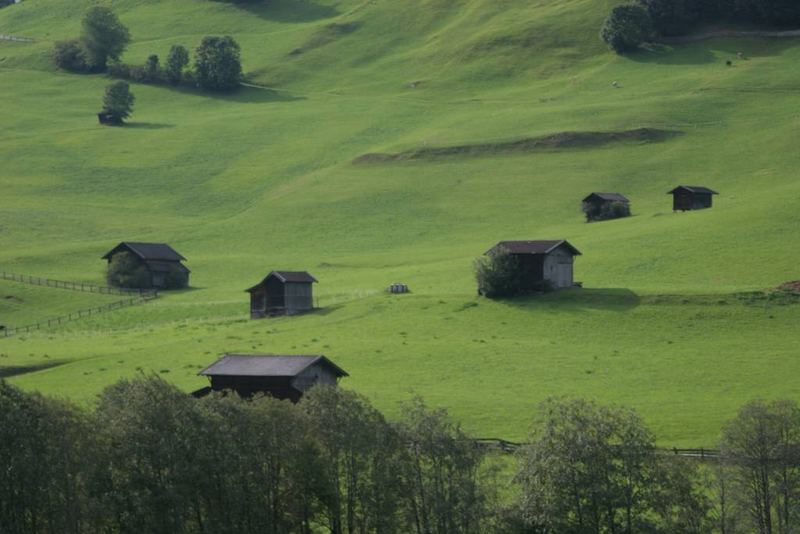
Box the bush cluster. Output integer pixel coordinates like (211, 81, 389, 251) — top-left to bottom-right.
(4, 378, 798, 533)
(583, 200, 631, 222)
(602, 0, 800, 53)
(53, 7, 241, 92)
(474, 247, 524, 298)
(106, 251, 187, 289)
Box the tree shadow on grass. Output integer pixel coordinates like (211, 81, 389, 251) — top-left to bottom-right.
(0, 360, 70, 378)
(124, 122, 175, 130)
(169, 84, 307, 104)
(231, 0, 339, 23)
(628, 37, 800, 65)
(503, 288, 641, 312)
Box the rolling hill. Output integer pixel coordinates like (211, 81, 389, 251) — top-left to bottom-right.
(1, 0, 799, 445)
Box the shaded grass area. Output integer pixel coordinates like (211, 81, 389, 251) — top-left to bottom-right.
(353, 128, 681, 163)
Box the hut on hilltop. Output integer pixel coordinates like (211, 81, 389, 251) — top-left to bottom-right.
(668, 186, 718, 211)
(246, 271, 317, 318)
(193, 353, 348, 401)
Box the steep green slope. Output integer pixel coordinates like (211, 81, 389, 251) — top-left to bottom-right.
(1, 0, 799, 444)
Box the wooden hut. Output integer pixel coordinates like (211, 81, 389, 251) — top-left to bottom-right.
(193, 353, 348, 401)
(102, 242, 189, 289)
(668, 186, 718, 211)
(487, 240, 581, 291)
(582, 192, 630, 221)
(246, 271, 317, 318)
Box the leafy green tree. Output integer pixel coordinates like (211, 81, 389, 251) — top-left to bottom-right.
(638, 0, 700, 36)
(53, 39, 90, 72)
(516, 398, 709, 533)
(92, 376, 208, 533)
(81, 6, 130, 70)
(601, 4, 654, 54)
(166, 44, 190, 84)
(721, 399, 800, 534)
(100, 81, 135, 126)
(474, 246, 522, 298)
(194, 36, 242, 91)
(106, 250, 148, 288)
(144, 54, 160, 82)
(397, 397, 490, 534)
(0, 381, 93, 534)
(302, 386, 407, 534)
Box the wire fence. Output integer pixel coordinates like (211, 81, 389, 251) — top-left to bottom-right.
(1, 292, 158, 338)
(473, 438, 721, 459)
(1, 271, 156, 297)
(0, 34, 34, 43)
(0, 271, 160, 338)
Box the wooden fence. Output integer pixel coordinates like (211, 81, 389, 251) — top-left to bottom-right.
(0, 34, 34, 43)
(1, 292, 158, 338)
(0, 271, 159, 338)
(473, 438, 721, 459)
(1, 271, 156, 297)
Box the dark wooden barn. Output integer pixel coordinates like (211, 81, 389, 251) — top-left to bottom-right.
(668, 186, 718, 211)
(487, 240, 581, 291)
(193, 353, 348, 402)
(246, 271, 317, 318)
(102, 242, 189, 289)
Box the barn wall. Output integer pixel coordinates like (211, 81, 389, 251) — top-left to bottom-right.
(543, 248, 574, 289)
(516, 255, 545, 290)
(284, 282, 313, 313)
(292, 363, 338, 392)
(265, 277, 286, 308)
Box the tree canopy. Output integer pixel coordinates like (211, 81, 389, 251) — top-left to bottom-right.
(194, 36, 242, 91)
(81, 6, 130, 70)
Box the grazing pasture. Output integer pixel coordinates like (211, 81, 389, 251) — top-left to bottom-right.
(1, 0, 799, 445)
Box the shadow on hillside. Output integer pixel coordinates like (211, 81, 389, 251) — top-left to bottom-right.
(233, 0, 339, 22)
(171, 84, 306, 104)
(630, 37, 800, 65)
(0, 360, 69, 379)
(504, 288, 641, 312)
(125, 122, 175, 130)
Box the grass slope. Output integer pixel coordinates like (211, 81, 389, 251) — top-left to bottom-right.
(1, 0, 799, 445)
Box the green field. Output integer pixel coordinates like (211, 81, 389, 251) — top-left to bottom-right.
(1, 0, 799, 446)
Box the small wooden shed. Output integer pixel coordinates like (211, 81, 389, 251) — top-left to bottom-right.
(668, 186, 718, 211)
(487, 240, 581, 291)
(194, 353, 348, 402)
(246, 271, 317, 318)
(102, 242, 189, 289)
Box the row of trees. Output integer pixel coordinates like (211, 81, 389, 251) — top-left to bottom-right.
(602, 0, 800, 53)
(3, 376, 800, 533)
(53, 7, 242, 91)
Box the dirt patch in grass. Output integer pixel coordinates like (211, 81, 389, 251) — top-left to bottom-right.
(777, 280, 800, 293)
(290, 22, 361, 55)
(353, 128, 681, 164)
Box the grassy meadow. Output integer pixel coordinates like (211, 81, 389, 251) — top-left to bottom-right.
(1, 0, 799, 445)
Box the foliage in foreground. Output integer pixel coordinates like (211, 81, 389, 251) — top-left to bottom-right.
(100, 82, 134, 125)
(3, 378, 800, 533)
(474, 247, 524, 298)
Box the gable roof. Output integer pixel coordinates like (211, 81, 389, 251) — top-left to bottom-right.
(199, 354, 348, 378)
(102, 242, 186, 262)
(487, 240, 582, 256)
(583, 192, 629, 203)
(668, 186, 718, 195)
(246, 271, 317, 292)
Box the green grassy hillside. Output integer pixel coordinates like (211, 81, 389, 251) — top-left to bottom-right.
(1, 0, 799, 445)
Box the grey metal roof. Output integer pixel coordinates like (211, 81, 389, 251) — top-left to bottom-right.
(246, 271, 317, 292)
(102, 242, 186, 261)
(668, 186, 718, 195)
(199, 354, 348, 378)
(145, 260, 191, 273)
(487, 240, 582, 256)
(583, 192, 629, 203)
